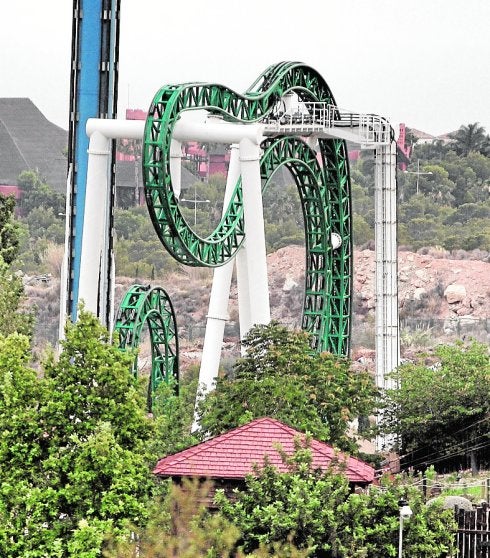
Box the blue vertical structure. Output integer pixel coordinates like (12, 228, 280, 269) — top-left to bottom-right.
(65, 0, 120, 324)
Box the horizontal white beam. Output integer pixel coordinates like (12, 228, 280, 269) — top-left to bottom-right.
(87, 115, 265, 145)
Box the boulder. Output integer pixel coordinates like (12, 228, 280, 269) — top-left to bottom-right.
(282, 277, 298, 292)
(426, 495, 473, 511)
(413, 287, 427, 300)
(444, 284, 467, 304)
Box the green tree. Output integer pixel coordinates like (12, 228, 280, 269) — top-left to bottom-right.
(0, 194, 21, 264)
(105, 478, 309, 557)
(216, 442, 455, 558)
(337, 477, 456, 558)
(0, 309, 159, 557)
(114, 206, 181, 278)
(379, 341, 490, 472)
(17, 169, 65, 217)
(197, 322, 377, 452)
(0, 258, 34, 337)
(216, 438, 350, 556)
(149, 375, 199, 458)
(0, 190, 34, 338)
(466, 151, 490, 188)
(452, 122, 489, 156)
(24, 206, 65, 243)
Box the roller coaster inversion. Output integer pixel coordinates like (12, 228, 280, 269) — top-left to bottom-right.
(61, 60, 399, 409)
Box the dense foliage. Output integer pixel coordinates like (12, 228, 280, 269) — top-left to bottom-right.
(0, 194, 21, 264)
(352, 123, 490, 250)
(0, 197, 34, 336)
(379, 340, 490, 472)
(0, 310, 160, 557)
(106, 478, 310, 558)
(216, 441, 456, 557)
(197, 322, 377, 452)
(16, 170, 65, 271)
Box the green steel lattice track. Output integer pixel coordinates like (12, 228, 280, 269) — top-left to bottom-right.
(114, 284, 179, 405)
(142, 61, 352, 355)
(116, 61, 352, 394)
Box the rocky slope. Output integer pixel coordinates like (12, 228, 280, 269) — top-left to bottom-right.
(266, 245, 489, 322)
(26, 246, 490, 361)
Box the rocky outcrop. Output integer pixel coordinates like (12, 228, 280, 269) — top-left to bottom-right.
(265, 246, 489, 323)
(444, 284, 467, 304)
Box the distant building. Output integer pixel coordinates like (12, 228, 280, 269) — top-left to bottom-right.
(397, 123, 412, 171)
(407, 127, 455, 146)
(0, 98, 68, 192)
(0, 183, 21, 201)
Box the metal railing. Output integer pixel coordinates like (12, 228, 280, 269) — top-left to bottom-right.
(264, 102, 392, 146)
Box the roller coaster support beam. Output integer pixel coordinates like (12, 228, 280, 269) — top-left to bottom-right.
(239, 137, 271, 329)
(199, 145, 241, 394)
(76, 117, 267, 327)
(77, 120, 143, 325)
(374, 141, 399, 450)
(79, 130, 112, 320)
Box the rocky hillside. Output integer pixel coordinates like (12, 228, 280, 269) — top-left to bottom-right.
(265, 246, 490, 365)
(266, 245, 489, 322)
(25, 246, 490, 363)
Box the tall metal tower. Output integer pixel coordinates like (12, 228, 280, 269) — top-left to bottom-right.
(60, 0, 120, 334)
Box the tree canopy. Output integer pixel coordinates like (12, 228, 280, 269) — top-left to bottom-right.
(351, 125, 490, 250)
(0, 194, 21, 264)
(378, 340, 490, 472)
(216, 441, 456, 557)
(452, 122, 490, 157)
(197, 322, 377, 452)
(0, 309, 159, 557)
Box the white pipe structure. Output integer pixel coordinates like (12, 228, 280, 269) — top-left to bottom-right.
(198, 145, 241, 393)
(374, 141, 399, 451)
(169, 139, 182, 199)
(197, 136, 271, 400)
(236, 243, 253, 350)
(239, 137, 271, 328)
(78, 130, 111, 322)
(70, 117, 266, 326)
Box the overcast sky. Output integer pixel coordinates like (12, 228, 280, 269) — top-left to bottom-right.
(1, 0, 489, 137)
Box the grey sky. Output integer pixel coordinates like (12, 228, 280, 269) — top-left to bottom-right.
(1, 0, 489, 137)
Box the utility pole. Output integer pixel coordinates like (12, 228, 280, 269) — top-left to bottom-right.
(180, 185, 210, 225)
(404, 159, 433, 195)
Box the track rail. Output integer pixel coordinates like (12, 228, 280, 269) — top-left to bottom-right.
(114, 284, 179, 407)
(142, 62, 352, 355)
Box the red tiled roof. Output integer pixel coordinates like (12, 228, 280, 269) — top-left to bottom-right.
(153, 417, 374, 483)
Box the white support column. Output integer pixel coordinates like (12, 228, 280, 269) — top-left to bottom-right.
(58, 166, 74, 344)
(78, 130, 111, 320)
(169, 139, 182, 199)
(374, 141, 399, 450)
(239, 137, 270, 331)
(198, 145, 240, 393)
(236, 245, 252, 350)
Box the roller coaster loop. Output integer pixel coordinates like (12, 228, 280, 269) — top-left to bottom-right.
(142, 61, 352, 356)
(114, 284, 179, 407)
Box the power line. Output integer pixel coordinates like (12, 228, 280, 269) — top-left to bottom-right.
(401, 437, 490, 471)
(396, 415, 490, 461)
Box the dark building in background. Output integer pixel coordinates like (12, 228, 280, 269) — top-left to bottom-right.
(0, 98, 68, 194)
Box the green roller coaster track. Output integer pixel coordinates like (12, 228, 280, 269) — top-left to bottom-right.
(115, 62, 352, 400)
(142, 61, 351, 356)
(114, 284, 179, 406)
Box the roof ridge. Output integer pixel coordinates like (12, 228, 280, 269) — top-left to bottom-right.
(155, 419, 268, 468)
(0, 118, 30, 170)
(154, 416, 374, 482)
